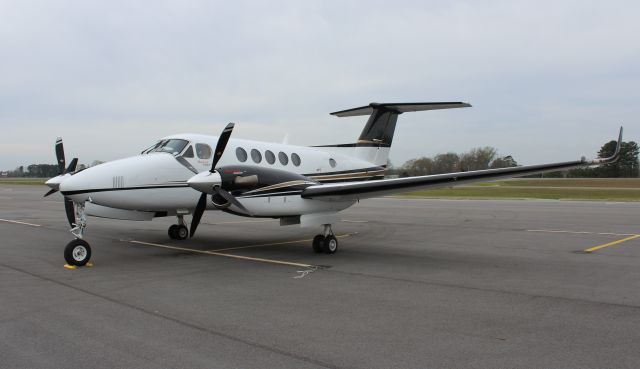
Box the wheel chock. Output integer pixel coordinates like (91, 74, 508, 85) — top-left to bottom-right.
(63, 262, 93, 270)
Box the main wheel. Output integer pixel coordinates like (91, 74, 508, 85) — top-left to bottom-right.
(312, 235, 324, 253)
(175, 224, 189, 240)
(64, 239, 92, 266)
(322, 235, 338, 254)
(168, 225, 178, 239)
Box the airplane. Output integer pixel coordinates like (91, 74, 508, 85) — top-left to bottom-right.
(43, 102, 623, 267)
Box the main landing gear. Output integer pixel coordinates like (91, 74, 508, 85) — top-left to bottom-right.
(312, 224, 338, 254)
(168, 215, 189, 240)
(64, 202, 92, 267)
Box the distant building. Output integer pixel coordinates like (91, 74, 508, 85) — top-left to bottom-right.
(0, 171, 8, 177)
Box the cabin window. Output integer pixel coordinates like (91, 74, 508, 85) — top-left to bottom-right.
(329, 158, 337, 168)
(291, 153, 301, 166)
(182, 145, 194, 158)
(265, 150, 276, 164)
(278, 152, 289, 165)
(236, 147, 248, 162)
(196, 143, 212, 159)
(251, 149, 262, 163)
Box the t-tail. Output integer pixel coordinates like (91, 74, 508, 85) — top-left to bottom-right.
(315, 102, 471, 166)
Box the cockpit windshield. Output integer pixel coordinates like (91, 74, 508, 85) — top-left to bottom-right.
(142, 139, 189, 155)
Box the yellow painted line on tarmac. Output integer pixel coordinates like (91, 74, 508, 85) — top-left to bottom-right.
(212, 232, 355, 252)
(583, 234, 640, 253)
(0, 218, 41, 227)
(129, 240, 314, 268)
(527, 229, 637, 237)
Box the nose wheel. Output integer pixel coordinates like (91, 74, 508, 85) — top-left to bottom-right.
(168, 224, 189, 240)
(64, 239, 92, 266)
(312, 224, 338, 254)
(168, 215, 189, 240)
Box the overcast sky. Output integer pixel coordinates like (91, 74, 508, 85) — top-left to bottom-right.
(0, 0, 638, 170)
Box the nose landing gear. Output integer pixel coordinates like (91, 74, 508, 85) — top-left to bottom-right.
(312, 224, 338, 254)
(168, 215, 189, 240)
(64, 201, 93, 267)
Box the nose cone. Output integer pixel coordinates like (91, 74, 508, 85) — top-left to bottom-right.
(59, 169, 94, 202)
(187, 171, 221, 194)
(45, 174, 69, 190)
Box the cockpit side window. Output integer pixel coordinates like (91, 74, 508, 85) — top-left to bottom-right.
(182, 145, 194, 158)
(148, 139, 189, 155)
(196, 143, 212, 159)
(141, 140, 164, 154)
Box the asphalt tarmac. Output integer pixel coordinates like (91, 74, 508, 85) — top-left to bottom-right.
(1, 184, 640, 369)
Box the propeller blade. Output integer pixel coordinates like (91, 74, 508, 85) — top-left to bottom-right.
(44, 188, 58, 197)
(190, 193, 207, 237)
(214, 187, 252, 216)
(55, 138, 65, 174)
(64, 197, 76, 227)
(65, 158, 78, 174)
(211, 123, 235, 171)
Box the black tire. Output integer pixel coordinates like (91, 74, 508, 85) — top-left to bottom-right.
(168, 225, 178, 239)
(322, 235, 338, 254)
(175, 224, 189, 240)
(312, 235, 324, 253)
(64, 239, 92, 266)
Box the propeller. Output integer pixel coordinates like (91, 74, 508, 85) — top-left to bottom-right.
(188, 123, 251, 237)
(55, 137, 65, 174)
(44, 139, 79, 197)
(44, 138, 79, 227)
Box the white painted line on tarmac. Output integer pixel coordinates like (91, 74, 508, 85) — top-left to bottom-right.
(0, 218, 42, 227)
(129, 240, 314, 268)
(202, 219, 274, 225)
(212, 233, 355, 252)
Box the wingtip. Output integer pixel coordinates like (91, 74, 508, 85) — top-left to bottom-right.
(618, 126, 624, 143)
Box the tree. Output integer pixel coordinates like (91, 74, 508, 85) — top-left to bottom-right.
(400, 157, 435, 176)
(594, 141, 639, 178)
(490, 155, 518, 169)
(432, 153, 460, 174)
(459, 147, 497, 171)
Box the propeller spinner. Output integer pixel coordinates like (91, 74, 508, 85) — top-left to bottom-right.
(186, 123, 252, 237)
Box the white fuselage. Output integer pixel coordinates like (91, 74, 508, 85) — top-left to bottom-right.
(59, 133, 386, 219)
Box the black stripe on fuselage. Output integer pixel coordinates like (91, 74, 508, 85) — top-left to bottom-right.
(302, 166, 385, 177)
(61, 184, 190, 196)
(236, 190, 303, 199)
(311, 143, 392, 148)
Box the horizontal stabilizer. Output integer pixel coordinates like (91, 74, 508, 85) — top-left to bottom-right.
(331, 102, 471, 117)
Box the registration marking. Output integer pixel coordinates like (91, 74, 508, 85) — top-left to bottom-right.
(0, 218, 42, 227)
(129, 240, 314, 268)
(583, 234, 640, 253)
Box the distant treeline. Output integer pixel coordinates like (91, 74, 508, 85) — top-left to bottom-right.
(2, 161, 104, 178)
(389, 140, 639, 178)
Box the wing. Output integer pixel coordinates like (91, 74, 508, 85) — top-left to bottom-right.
(302, 128, 623, 201)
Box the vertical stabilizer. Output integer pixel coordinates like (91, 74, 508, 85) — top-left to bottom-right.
(315, 102, 470, 166)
